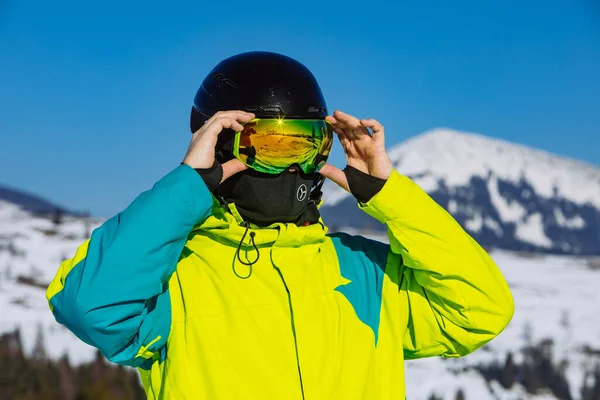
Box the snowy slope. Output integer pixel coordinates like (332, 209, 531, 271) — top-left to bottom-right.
(404, 250, 600, 400)
(0, 200, 102, 364)
(2, 198, 600, 399)
(321, 128, 600, 255)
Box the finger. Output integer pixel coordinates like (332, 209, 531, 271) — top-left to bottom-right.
(221, 159, 248, 182)
(219, 117, 246, 133)
(334, 129, 350, 148)
(319, 164, 350, 193)
(331, 111, 358, 138)
(193, 112, 253, 137)
(333, 110, 361, 128)
(326, 115, 345, 135)
(204, 110, 255, 129)
(203, 117, 245, 139)
(329, 121, 356, 142)
(211, 110, 255, 122)
(330, 123, 347, 137)
(360, 119, 384, 142)
(334, 110, 370, 139)
(332, 130, 354, 162)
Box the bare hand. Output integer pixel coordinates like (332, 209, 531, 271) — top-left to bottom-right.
(183, 110, 255, 183)
(319, 110, 393, 192)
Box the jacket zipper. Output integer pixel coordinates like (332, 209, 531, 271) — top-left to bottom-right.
(273, 265, 306, 400)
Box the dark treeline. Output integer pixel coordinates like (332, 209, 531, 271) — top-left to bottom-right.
(427, 390, 465, 400)
(474, 338, 600, 400)
(0, 328, 145, 400)
(4, 326, 600, 399)
(426, 338, 600, 400)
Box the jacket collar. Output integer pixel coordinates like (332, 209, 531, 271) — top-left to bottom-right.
(191, 199, 328, 249)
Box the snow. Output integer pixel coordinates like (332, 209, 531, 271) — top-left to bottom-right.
(487, 175, 528, 223)
(554, 208, 586, 229)
(448, 200, 458, 214)
(2, 199, 600, 399)
(322, 128, 600, 253)
(0, 280, 96, 365)
(485, 217, 504, 237)
(320, 184, 349, 207)
(386, 128, 600, 208)
(323, 127, 600, 225)
(411, 174, 440, 193)
(403, 250, 600, 400)
(0, 201, 102, 363)
(465, 212, 483, 233)
(515, 213, 553, 248)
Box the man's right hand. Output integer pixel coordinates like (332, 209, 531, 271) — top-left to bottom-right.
(183, 110, 255, 183)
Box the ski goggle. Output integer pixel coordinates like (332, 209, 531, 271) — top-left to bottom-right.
(232, 118, 334, 174)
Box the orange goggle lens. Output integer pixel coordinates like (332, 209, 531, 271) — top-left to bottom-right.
(233, 118, 333, 174)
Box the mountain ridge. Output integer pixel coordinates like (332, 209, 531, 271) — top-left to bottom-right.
(320, 128, 600, 255)
(0, 184, 77, 216)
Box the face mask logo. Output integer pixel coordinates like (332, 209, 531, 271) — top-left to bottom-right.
(296, 184, 308, 202)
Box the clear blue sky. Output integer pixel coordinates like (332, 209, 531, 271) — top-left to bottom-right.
(1, 0, 599, 216)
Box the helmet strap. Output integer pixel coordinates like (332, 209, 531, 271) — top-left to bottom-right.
(309, 173, 326, 204)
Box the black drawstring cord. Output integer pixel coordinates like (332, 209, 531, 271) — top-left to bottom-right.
(233, 222, 260, 279)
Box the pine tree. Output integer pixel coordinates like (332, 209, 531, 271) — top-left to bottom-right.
(52, 207, 64, 229)
(500, 352, 516, 389)
(522, 321, 533, 343)
(560, 309, 571, 331)
(82, 209, 92, 239)
(8, 240, 20, 257)
(1, 327, 25, 360)
(84, 220, 92, 239)
(31, 323, 47, 361)
(58, 354, 77, 400)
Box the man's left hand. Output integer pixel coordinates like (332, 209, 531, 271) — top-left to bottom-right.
(319, 110, 393, 192)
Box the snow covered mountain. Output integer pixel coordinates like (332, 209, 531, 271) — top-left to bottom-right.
(321, 128, 600, 255)
(1, 198, 600, 399)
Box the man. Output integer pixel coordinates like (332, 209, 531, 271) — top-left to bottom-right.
(46, 51, 514, 399)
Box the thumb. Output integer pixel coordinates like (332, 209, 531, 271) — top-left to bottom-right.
(221, 159, 248, 183)
(319, 164, 350, 193)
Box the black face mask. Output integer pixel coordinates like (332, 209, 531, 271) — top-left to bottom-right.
(215, 165, 318, 226)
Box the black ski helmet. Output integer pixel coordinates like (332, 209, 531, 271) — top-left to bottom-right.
(190, 51, 328, 163)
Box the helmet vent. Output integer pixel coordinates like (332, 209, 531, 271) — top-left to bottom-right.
(259, 106, 284, 113)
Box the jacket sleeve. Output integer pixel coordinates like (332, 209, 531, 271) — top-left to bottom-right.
(46, 164, 213, 368)
(360, 170, 514, 359)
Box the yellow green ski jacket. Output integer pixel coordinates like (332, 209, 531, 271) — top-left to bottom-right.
(47, 164, 514, 399)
